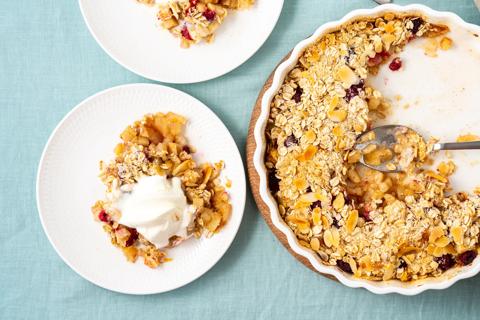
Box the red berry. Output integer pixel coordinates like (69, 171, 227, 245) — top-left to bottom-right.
(181, 25, 193, 40)
(367, 54, 382, 67)
(332, 217, 340, 228)
(367, 51, 389, 67)
(189, 0, 198, 6)
(292, 87, 303, 103)
(125, 229, 139, 247)
(379, 50, 390, 58)
(435, 254, 455, 271)
(336, 260, 353, 274)
(458, 250, 477, 266)
(98, 210, 109, 222)
(268, 171, 279, 194)
(360, 204, 372, 222)
(284, 134, 298, 147)
(345, 80, 365, 102)
(410, 17, 424, 35)
(398, 258, 407, 269)
(389, 57, 402, 71)
(310, 201, 321, 210)
(203, 9, 216, 21)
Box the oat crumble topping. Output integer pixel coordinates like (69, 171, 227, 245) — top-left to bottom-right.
(138, 0, 255, 48)
(92, 112, 232, 268)
(265, 14, 480, 281)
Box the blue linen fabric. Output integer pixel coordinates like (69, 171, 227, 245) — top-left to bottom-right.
(1, 0, 480, 319)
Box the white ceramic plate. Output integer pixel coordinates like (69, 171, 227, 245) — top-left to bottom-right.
(78, 0, 283, 83)
(37, 83, 246, 294)
(253, 4, 480, 295)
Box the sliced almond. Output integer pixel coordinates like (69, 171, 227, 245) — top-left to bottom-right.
(332, 193, 345, 212)
(335, 65, 359, 88)
(346, 210, 359, 234)
(451, 226, 463, 245)
(310, 237, 320, 251)
(435, 236, 450, 248)
(429, 226, 444, 243)
(323, 229, 333, 248)
(312, 208, 322, 225)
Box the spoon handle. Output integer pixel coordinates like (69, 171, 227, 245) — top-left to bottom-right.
(433, 141, 480, 151)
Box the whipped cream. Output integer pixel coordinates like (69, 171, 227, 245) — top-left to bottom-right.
(117, 175, 194, 248)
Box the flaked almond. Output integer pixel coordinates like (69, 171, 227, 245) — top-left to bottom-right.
(451, 226, 463, 245)
(429, 226, 444, 243)
(293, 177, 307, 190)
(382, 33, 396, 50)
(332, 125, 344, 137)
(425, 170, 448, 183)
(359, 255, 373, 272)
(298, 145, 318, 162)
(298, 222, 311, 234)
(333, 193, 345, 212)
(335, 65, 359, 88)
(328, 110, 348, 122)
(348, 259, 358, 275)
(398, 244, 420, 256)
(286, 215, 308, 224)
(347, 150, 361, 164)
(312, 208, 322, 225)
(329, 95, 340, 109)
(353, 121, 366, 133)
(384, 21, 395, 33)
(433, 244, 456, 257)
(346, 210, 358, 234)
(435, 236, 450, 248)
(331, 228, 340, 247)
(298, 240, 310, 248)
(304, 130, 316, 143)
(299, 192, 327, 203)
(310, 237, 320, 251)
(323, 229, 333, 248)
(383, 263, 395, 281)
(437, 161, 456, 177)
(321, 215, 329, 228)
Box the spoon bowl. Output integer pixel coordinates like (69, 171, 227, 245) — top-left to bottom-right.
(355, 125, 480, 173)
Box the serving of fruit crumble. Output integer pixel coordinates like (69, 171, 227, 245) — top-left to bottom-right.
(92, 112, 232, 268)
(264, 13, 480, 281)
(137, 0, 255, 48)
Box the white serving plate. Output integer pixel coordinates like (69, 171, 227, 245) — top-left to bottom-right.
(37, 83, 246, 294)
(253, 4, 480, 295)
(78, 0, 283, 83)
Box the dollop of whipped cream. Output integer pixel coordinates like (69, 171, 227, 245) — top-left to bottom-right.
(116, 175, 195, 249)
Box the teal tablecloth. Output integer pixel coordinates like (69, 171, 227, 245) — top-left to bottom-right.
(2, 1, 480, 319)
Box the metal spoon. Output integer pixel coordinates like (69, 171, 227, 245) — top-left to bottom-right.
(355, 125, 480, 173)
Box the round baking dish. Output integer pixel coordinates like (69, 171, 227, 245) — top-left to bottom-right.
(252, 4, 480, 295)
